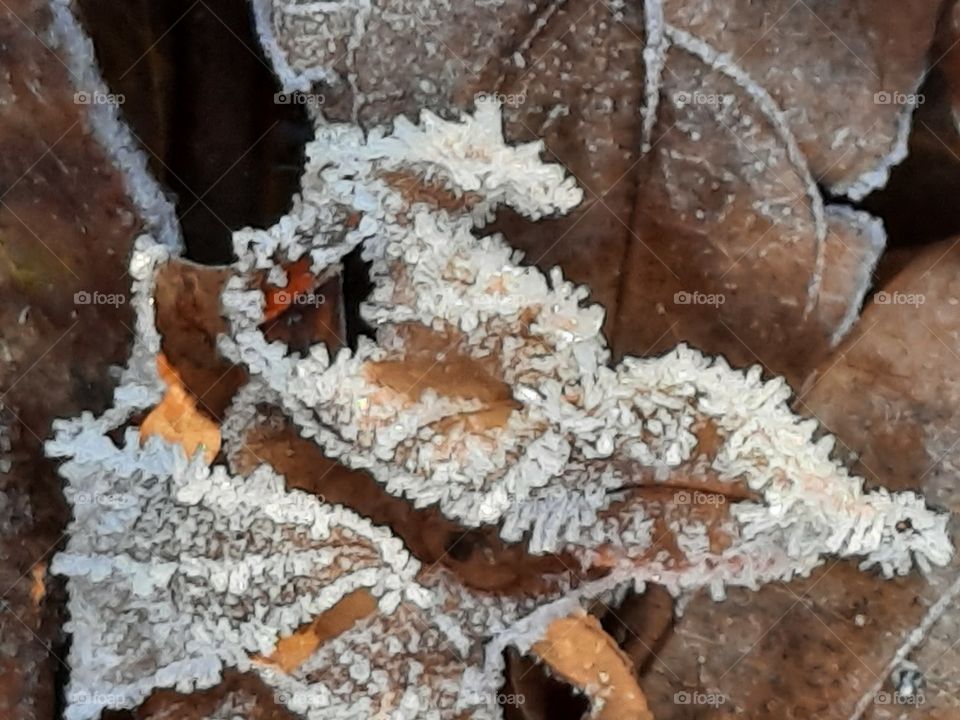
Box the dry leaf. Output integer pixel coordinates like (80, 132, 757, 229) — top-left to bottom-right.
(129, 670, 303, 720)
(0, 1, 150, 717)
(614, 31, 884, 386)
(488, 0, 648, 339)
(660, 0, 942, 197)
(154, 260, 247, 420)
(798, 240, 960, 717)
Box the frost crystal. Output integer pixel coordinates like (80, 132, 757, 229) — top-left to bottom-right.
(52, 102, 951, 719)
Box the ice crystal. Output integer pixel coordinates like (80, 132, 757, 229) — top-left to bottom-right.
(51, 101, 950, 720)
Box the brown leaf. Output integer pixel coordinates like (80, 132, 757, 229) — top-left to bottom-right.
(154, 260, 246, 420)
(603, 586, 675, 674)
(111, 670, 301, 720)
(639, 562, 931, 720)
(262, 270, 347, 355)
(614, 33, 884, 386)
(0, 1, 143, 717)
(799, 239, 960, 498)
(488, 0, 647, 339)
(660, 0, 941, 197)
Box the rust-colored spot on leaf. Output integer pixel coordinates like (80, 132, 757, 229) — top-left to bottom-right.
(140, 354, 221, 463)
(253, 589, 377, 673)
(262, 257, 316, 323)
(532, 613, 653, 720)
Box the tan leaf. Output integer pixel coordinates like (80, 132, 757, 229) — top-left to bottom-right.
(532, 612, 653, 720)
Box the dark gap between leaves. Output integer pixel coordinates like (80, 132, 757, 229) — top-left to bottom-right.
(341, 245, 377, 350)
(75, 0, 310, 265)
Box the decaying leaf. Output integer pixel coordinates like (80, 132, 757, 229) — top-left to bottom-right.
(615, 28, 886, 386)
(0, 0, 180, 716)
(154, 260, 247, 420)
(798, 239, 960, 718)
(118, 670, 302, 720)
(488, 0, 648, 339)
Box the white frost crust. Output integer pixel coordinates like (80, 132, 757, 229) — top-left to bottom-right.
(50, 101, 951, 720)
(640, 0, 666, 150)
(46, 0, 182, 250)
(50, 412, 427, 719)
(45, 188, 612, 720)
(217, 103, 949, 589)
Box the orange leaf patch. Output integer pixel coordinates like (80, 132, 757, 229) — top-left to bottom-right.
(532, 612, 652, 720)
(140, 354, 221, 464)
(253, 589, 378, 674)
(30, 562, 46, 606)
(262, 258, 316, 323)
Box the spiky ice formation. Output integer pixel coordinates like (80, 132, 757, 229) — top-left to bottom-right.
(50, 102, 950, 719)
(219, 100, 951, 583)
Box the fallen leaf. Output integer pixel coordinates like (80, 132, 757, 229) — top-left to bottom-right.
(126, 670, 302, 720)
(488, 0, 648, 339)
(615, 29, 885, 386)
(659, 0, 942, 198)
(797, 239, 960, 718)
(154, 260, 247, 420)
